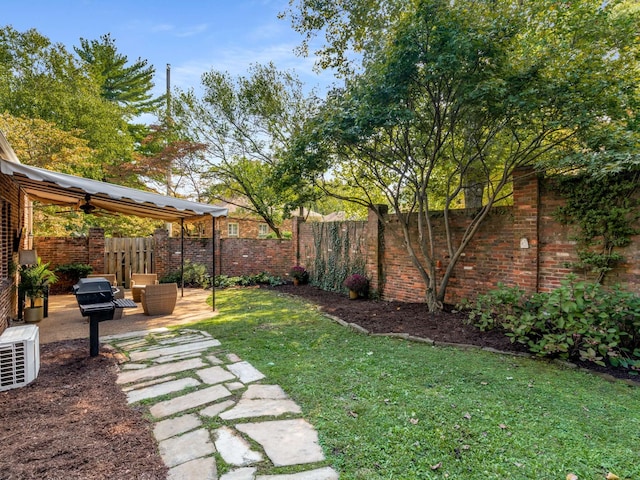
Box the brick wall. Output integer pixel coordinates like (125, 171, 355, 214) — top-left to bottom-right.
(219, 238, 293, 277)
(28, 169, 639, 306)
(294, 169, 638, 304)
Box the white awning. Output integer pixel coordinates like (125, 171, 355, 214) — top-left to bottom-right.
(1, 158, 227, 222)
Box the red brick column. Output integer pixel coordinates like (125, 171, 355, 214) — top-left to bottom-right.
(366, 204, 388, 296)
(87, 228, 105, 273)
(512, 167, 539, 293)
(153, 228, 169, 277)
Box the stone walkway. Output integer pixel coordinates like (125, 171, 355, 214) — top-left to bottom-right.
(103, 328, 339, 480)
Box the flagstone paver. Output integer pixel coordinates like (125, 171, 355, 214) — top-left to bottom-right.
(200, 399, 235, 418)
(150, 383, 232, 418)
(158, 334, 204, 345)
(214, 426, 263, 466)
(102, 327, 169, 341)
(256, 467, 340, 480)
(167, 457, 217, 480)
(116, 357, 206, 384)
(127, 377, 200, 404)
(153, 351, 204, 363)
(108, 329, 339, 479)
(236, 419, 326, 466)
(196, 365, 237, 384)
(220, 467, 258, 480)
(158, 428, 215, 467)
(154, 414, 202, 441)
(121, 363, 148, 370)
(122, 375, 177, 392)
(226, 353, 242, 362)
(129, 338, 221, 361)
(207, 354, 224, 365)
(243, 384, 289, 400)
(220, 398, 302, 420)
(227, 360, 266, 383)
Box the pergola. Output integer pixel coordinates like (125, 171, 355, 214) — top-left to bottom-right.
(1, 158, 228, 310)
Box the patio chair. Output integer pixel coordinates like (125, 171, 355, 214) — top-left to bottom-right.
(130, 273, 158, 302)
(141, 283, 178, 316)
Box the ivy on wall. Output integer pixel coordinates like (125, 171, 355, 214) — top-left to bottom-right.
(309, 221, 367, 292)
(554, 170, 639, 283)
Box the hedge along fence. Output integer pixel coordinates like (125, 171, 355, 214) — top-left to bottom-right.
(303, 221, 369, 293)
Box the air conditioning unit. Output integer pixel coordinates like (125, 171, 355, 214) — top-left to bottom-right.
(0, 324, 40, 392)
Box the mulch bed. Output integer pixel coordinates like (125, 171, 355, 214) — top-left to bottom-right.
(0, 339, 167, 480)
(0, 284, 636, 479)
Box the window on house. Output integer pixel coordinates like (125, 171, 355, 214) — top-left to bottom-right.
(228, 223, 239, 237)
(258, 224, 269, 238)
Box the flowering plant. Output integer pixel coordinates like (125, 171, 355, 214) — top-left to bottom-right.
(343, 273, 369, 295)
(289, 265, 309, 283)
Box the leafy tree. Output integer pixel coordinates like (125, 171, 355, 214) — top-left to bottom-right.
(74, 34, 164, 119)
(173, 63, 318, 238)
(285, 0, 640, 311)
(0, 112, 94, 173)
(0, 26, 135, 181)
(127, 121, 209, 199)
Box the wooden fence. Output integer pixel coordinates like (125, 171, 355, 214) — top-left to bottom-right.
(104, 237, 154, 288)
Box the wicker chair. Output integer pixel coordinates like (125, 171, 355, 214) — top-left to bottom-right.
(130, 273, 158, 302)
(141, 283, 178, 316)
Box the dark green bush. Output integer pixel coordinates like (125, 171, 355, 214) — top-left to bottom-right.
(160, 260, 212, 288)
(55, 263, 93, 278)
(464, 276, 640, 371)
(214, 272, 284, 288)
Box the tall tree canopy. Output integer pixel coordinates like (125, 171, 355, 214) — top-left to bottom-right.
(74, 34, 163, 118)
(284, 0, 640, 311)
(0, 26, 135, 180)
(173, 63, 318, 238)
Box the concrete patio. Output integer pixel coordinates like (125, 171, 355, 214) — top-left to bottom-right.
(34, 288, 217, 344)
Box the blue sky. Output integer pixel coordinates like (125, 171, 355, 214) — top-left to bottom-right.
(2, 0, 336, 98)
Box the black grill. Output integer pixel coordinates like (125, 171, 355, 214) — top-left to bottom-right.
(73, 278, 136, 356)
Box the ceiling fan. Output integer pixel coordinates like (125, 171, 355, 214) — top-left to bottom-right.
(79, 194, 97, 214)
(55, 194, 116, 217)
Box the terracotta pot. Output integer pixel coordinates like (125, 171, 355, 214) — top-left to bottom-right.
(293, 278, 300, 286)
(349, 290, 359, 300)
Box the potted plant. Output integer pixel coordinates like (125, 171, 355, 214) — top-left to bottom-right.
(19, 259, 58, 322)
(289, 265, 309, 285)
(343, 273, 369, 299)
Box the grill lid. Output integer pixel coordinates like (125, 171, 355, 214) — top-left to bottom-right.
(73, 277, 113, 295)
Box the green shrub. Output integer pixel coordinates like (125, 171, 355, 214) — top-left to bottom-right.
(464, 276, 640, 371)
(213, 272, 284, 288)
(55, 263, 93, 278)
(160, 260, 212, 288)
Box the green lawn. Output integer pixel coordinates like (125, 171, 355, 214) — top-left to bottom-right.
(194, 288, 640, 479)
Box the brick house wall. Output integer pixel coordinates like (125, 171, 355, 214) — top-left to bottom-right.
(186, 215, 293, 240)
(0, 173, 26, 333)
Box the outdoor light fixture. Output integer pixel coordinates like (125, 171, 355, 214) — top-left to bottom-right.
(18, 249, 38, 266)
